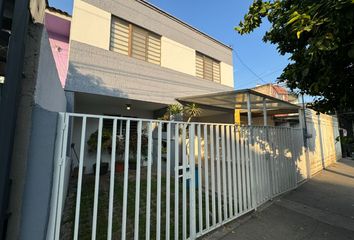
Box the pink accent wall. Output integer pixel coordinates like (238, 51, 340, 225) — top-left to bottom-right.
(44, 12, 71, 88)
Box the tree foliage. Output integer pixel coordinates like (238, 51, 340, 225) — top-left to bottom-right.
(236, 0, 354, 113)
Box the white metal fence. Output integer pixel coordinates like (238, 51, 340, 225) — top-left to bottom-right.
(48, 113, 306, 240)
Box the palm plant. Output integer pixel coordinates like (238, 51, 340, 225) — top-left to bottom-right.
(184, 103, 202, 122)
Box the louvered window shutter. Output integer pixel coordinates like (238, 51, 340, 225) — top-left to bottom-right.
(110, 17, 129, 55)
(213, 61, 221, 83)
(196, 53, 204, 79)
(131, 26, 148, 61)
(195, 52, 221, 82)
(110, 16, 161, 65)
(147, 33, 161, 65)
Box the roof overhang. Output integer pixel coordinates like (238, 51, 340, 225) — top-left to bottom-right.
(177, 89, 300, 116)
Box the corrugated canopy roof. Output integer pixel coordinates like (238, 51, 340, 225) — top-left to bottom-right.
(177, 89, 300, 116)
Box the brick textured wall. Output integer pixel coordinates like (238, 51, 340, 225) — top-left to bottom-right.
(66, 41, 233, 105)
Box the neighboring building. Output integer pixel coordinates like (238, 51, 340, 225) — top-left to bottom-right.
(252, 83, 300, 127)
(66, 0, 234, 119)
(253, 83, 298, 104)
(44, 7, 71, 87)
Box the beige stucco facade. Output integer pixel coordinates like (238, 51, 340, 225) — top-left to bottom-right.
(70, 0, 235, 89)
(161, 37, 196, 76)
(70, 0, 111, 50)
(220, 62, 234, 88)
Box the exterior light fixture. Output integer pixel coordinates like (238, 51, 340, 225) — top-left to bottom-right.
(126, 104, 131, 110)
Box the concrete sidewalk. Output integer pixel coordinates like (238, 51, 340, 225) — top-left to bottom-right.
(202, 158, 354, 240)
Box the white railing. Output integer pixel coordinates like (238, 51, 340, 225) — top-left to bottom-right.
(47, 113, 304, 240)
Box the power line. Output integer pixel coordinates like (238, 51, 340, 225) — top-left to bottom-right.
(235, 66, 284, 89)
(234, 51, 283, 94)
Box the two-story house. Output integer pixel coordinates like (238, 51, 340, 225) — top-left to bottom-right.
(65, 0, 234, 121)
(60, 0, 236, 173)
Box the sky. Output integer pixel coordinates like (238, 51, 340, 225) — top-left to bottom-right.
(48, 0, 290, 90)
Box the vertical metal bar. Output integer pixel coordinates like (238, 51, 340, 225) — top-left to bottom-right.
(259, 128, 265, 202)
(121, 120, 131, 240)
(259, 128, 264, 203)
(48, 113, 64, 240)
(221, 126, 228, 219)
(283, 128, 290, 190)
(276, 128, 281, 194)
(287, 128, 293, 188)
(264, 127, 271, 200)
(166, 123, 171, 240)
(240, 129, 247, 212)
(231, 126, 237, 216)
(276, 128, 282, 193)
(292, 129, 299, 187)
(289, 128, 296, 188)
(245, 128, 251, 210)
(108, 119, 117, 240)
(209, 125, 216, 226)
(226, 126, 233, 217)
(54, 114, 69, 240)
(203, 125, 210, 230)
(272, 128, 278, 194)
(92, 118, 103, 240)
(174, 123, 179, 240)
(145, 122, 153, 240)
(270, 128, 276, 196)
(286, 128, 291, 189)
(215, 126, 222, 223)
(247, 93, 252, 126)
(236, 128, 242, 215)
(279, 128, 285, 192)
(248, 126, 256, 210)
(73, 117, 87, 240)
(254, 128, 260, 204)
(182, 125, 187, 240)
(134, 121, 142, 240)
(189, 124, 196, 239)
(156, 122, 162, 240)
(266, 126, 273, 200)
(263, 98, 267, 126)
(197, 125, 203, 233)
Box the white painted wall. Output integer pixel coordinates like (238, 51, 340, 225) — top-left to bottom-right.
(305, 109, 341, 175)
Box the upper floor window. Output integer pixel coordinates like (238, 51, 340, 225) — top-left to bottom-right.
(196, 52, 220, 83)
(110, 16, 161, 65)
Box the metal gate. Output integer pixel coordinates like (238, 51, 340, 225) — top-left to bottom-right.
(47, 113, 304, 240)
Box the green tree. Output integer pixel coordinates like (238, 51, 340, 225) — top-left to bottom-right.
(236, 0, 354, 113)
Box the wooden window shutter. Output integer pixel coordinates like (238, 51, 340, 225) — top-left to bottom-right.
(203, 56, 213, 81)
(110, 16, 161, 65)
(196, 53, 204, 78)
(147, 33, 161, 65)
(196, 52, 221, 82)
(213, 61, 221, 83)
(131, 25, 147, 61)
(110, 17, 129, 55)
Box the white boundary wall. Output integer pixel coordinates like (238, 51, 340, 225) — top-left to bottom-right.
(304, 109, 342, 176)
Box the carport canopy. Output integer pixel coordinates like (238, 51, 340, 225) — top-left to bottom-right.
(177, 89, 301, 126)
